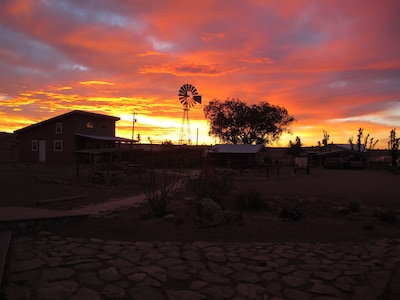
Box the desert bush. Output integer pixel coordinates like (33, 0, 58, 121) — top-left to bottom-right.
(348, 201, 361, 212)
(139, 168, 183, 217)
(235, 188, 265, 211)
(279, 205, 304, 221)
(375, 208, 397, 223)
(185, 168, 234, 205)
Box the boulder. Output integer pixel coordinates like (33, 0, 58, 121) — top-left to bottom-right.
(194, 198, 242, 227)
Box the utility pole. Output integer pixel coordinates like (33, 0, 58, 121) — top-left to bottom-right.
(132, 111, 137, 142)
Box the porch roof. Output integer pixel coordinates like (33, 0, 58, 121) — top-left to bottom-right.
(74, 133, 132, 142)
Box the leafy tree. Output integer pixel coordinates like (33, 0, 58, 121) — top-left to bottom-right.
(288, 136, 302, 156)
(388, 129, 400, 168)
(204, 99, 295, 145)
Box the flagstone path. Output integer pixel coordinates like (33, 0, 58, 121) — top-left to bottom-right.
(1, 232, 399, 299)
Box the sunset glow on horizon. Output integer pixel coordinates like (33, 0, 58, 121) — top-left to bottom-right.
(1, 1, 400, 147)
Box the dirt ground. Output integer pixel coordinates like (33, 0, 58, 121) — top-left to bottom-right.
(1, 163, 399, 243)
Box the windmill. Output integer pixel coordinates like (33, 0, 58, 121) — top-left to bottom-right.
(178, 84, 202, 145)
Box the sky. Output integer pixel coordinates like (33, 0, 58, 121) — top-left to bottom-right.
(1, 0, 400, 148)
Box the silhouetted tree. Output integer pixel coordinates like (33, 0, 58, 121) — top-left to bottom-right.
(162, 140, 173, 146)
(349, 128, 378, 152)
(204, 99, 295, 145)
(320, 130, 330, 152)
(388, 129, 400, 169)
(288, 136, 302, 156)
(348, 136, 354, 151)
(357, 127, 363, 152)
(366, 137, 378, 151)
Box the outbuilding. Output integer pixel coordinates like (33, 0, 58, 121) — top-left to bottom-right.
(206, 144, 265, 168)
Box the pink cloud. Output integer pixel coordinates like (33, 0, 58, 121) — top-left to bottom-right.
(0, 0, 399, 146)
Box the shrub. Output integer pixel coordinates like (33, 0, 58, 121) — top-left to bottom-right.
(139, 168, 183, 217)
(348, 201, 361, 212)
(235, 188, 265, 211)
(185, 168, 234, 205)
(375, 208, 397, 223)
(279, 205, 304, 221)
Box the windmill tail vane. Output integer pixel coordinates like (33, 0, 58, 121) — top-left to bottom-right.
(193, 95, 202, 104)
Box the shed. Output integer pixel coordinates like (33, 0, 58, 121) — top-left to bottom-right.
(206, 144, 265, 168)
(317, 144, 367, 169)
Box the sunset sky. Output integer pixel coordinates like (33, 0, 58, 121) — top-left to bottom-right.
(1, 0, 400, 147)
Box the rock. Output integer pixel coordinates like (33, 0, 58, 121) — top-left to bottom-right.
(128, 272, 146, 282)
(41, 267, 75, 281)
(166, 289, 206, 300)
(71, 287, 101, 300)
(233, 270, 260, 283)
(201, 285, 235, 298)
(78, 271, 103, 286)
(164, 213, 176, 222)
(128, 286, 166, 300)
(194, 198, 242, 227)
(205, 252, 227, 263)
(279, 206, 304, 221)
(310, 282, 341, 296)
(198, 270, 229, 283)
(99, 267, 121, 281)
(102, 284, 125, 298)
(236, 283, 265, 299)
(10, 258, 44, 273)
(333, 206, 351, 215)
(37, 280, 78, 300)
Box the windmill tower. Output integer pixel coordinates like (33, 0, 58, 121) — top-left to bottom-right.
(178, 84, 202, 145)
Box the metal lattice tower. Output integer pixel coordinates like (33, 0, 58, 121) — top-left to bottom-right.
(178, 84, 201, 145)
(179, 103, 191, 144)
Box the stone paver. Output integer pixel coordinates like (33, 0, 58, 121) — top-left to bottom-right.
(1, 232, 400, 299)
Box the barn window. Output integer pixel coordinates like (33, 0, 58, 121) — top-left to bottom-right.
(32, 140, 38, 151)
(55, 122, 63, 134)
(54, 140, 63, 151)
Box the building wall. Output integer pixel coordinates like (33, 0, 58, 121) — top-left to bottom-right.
(68, 114, 116, 137)
(0, 132, 18, 162)
(16, 113, 117, 164)
(17, 119, 74, 163)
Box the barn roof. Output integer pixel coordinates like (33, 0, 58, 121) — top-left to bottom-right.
(15, 110, 120, 133)
(209, 144, 264, 154)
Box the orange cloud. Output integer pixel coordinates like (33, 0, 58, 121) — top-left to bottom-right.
(79, 81, 116, 86)
(0, 1, 399, 148)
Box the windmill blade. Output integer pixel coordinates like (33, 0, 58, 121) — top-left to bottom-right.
(180, 98, 188, 105)
(178, 83, 200, 107)
(189, 85, 198, 95)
